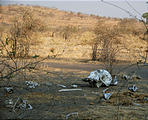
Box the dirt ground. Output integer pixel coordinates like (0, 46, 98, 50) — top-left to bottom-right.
(0, 59, 148, 120)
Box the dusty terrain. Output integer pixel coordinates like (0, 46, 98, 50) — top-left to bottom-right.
(0, 5, 148, 119)
(0, 59, 148, 119)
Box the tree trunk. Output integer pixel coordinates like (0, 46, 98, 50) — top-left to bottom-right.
(92, 43, 98, 61)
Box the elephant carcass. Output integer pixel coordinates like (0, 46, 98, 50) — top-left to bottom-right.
(82, 69, 112, 88)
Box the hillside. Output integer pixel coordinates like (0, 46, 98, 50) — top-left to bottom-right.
(0, 5, 97, 29)
(0, 5, 147, 62)
(0, 5, 122, 31)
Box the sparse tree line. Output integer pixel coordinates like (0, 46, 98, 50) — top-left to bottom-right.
(91, 18, 146, 73)
(0, 7, 147, 62)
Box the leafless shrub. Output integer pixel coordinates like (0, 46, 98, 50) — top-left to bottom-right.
(61, 25, 79, 41)
(93, 20, 123, 74)
(8, 9, 45, 58)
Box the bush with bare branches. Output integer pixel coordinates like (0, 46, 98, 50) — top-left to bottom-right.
(61, 25, 79, 41)
(93, 20, 123, 74)
(8, 9, 45, 58)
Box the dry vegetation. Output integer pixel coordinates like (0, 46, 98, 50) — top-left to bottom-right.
(0, 5, 148, 120)
(0, 5, 147, 62)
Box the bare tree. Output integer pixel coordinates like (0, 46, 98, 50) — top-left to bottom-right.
(8, 9, 44, 58)
(101, 0, 148, 64)
(94, 20, 122, 74)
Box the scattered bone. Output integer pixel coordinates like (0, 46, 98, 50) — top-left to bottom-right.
(59, 89, 82, 92)
(4, 87, 13, 94)
(103, 88, 112, 100)
(111, 76, 118, 86)
(71, 84, 78, 88)
(13, 97, 33, 111)
(128, 85, 138, 92)
(25, 81, 40, 88)
(66, 112, 78, 120)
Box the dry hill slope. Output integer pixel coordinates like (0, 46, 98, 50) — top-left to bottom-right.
(0, 5, 147, 62)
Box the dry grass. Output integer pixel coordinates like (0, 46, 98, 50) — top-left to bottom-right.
(0, 5, 99, 28)
(0, 5, 148, 119)
(0, 5, 147, 62)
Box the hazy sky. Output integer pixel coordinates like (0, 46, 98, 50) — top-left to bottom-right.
(1, 0, 148, 19)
